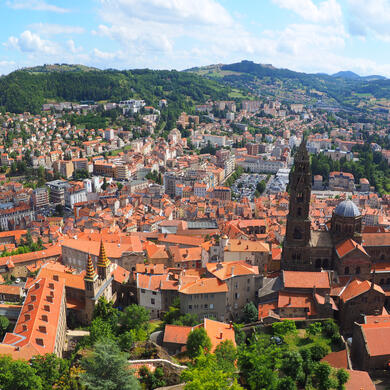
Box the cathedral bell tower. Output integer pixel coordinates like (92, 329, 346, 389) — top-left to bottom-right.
(97, 240, 111, 281)
(281, 139, 312, 270)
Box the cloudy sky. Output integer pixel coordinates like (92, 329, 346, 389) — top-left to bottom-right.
(1, 0, 390, 76)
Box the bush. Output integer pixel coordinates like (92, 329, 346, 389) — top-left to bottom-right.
(272, 320, 297, 337)
(309, 342, 330, 361)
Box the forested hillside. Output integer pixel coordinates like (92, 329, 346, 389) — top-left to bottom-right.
(0, 67, 233, 114)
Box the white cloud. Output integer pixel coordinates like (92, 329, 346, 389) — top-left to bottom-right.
(5, 30, 59, 54)
(29, 23, 85, 35)
(6, 0, 69, 13)
(67, 39, 83, 54)
(346, 0, 390, 41)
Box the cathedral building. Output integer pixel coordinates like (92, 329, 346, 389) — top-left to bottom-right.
(281, 140, 372, 279)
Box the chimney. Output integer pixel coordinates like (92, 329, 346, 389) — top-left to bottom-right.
(229, 321, 233, 329)
(219, 331, 223, 339)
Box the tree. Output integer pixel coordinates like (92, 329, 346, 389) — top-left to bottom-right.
(181, 353, 243, 390)
(93, 296, 119, 330)
(101, 177, 107, 191)
(186, 328, 212, 359)
(307, 322, 322, 338)
(281, 351, 303, 380)
(30, 354, 69, 390)
(242, 302, 258, 323)
(215, 340, 237, 373)
(277, 377, 297, 390)
(119, 304, 150, 333)
(0, 355, 43, 390)
(272, 320, 297, 337)
(0, 315, 9, 338)
(256, 180, 266, 194)
(80, 338, 141, 390)
(313, 362, 332, 390)
(89, 317, 116, 345)
(336, 368, 349, 390)
(139, 366, 166, 390)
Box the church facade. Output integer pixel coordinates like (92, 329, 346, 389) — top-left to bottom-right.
(281, 140, 371, 278)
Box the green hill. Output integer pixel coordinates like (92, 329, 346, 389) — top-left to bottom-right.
(187, 60, 390, 111)
(0, 67, 236, 114)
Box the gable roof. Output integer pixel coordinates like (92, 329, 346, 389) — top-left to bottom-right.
(179, 277, 228, 295)
(283, 271, 330, 290)
(345, 370, 375, 390)
(360, 322, 390, 357)
(163, 324, 194, 345)
(206, 261, 259, 281)
(340, 279, 384, 302)
(335, 239, 369, 259)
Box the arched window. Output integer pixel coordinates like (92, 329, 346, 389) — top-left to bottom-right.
(293, 228, 302, 240)
(297, 207, 302, 217)
(297, 193, 304, 203)
(315, 259, 321, 268)
(344, 266, 350, 275)
(356, 266, 361, 275)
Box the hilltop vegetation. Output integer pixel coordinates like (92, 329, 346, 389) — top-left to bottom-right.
(0, 67, 236, 114)
(188, 60, 390, 111)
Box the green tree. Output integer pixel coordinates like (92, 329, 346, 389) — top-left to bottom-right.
(313, 362, 332, 390)
(186, 328, 212, 359)
(0, 315, 9, 338)
(89, 317, 116, 345)
(281, 351, 303, 380)
(256, 180, 266, 194)
(0, 355, 43, 390)
(119, 304, 150, 333)
(30, 354, 69, 390)
(139, 366, 166, 390)
(307, 322, 322, 338)
(277, 377, 297, 390)
(93, 296, 119, 330)
(182, 353, 243, 390)
(336, 368, 349, 390)
(242, 302, 258, 323)
(215, 340, 237, 373)
(272, 320, 297, 337)
(80, 338, 141, 390)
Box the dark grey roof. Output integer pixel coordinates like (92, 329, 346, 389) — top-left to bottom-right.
(334, 200, 361, 218)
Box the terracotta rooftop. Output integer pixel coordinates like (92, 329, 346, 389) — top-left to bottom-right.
(283, 271, 330, 290)
(179, 277, 228, 295)
(345, 370, 375, 390)
(206, 261, 259, 281)
(340, 279, 384, 302)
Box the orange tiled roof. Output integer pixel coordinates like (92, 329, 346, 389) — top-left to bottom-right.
(179, 277, 228, 294)
(283, 271, 330, 290)
(335, 239, 368, 259)
(360, 322, 390, 356)
(0, 277, 66, 360)
(206, 261, 259, 281)
(340, 279, 384, 302)
(163, 324, 194, 345)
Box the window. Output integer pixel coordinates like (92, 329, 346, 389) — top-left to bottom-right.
(356, 266, 361, 275)
(297, 207, 302, 217)
(210, 303, 214, 309)
(141, 289, 145, 293)
(344, 267, 350, 275)
(151, 298, 155, 305)
(189, 305, 192, 310)
(315, 259, 321, 269)
(152, 291, 157, 295)
(204, 304, 208, 309)
(293, 227, 302, 240)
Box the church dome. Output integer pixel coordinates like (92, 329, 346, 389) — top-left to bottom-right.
(334, 200, 361, 218)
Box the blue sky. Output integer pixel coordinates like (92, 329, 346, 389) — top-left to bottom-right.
(1, 0, 390, 76)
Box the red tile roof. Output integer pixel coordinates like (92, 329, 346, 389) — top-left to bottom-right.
(163, 324, 193, 345)
(335, 239, 368, 259)
(179, 277, 228, 294)
(283, 271, 330, 289)
(340, 279, 384, 302)
(206, 261, 259, 281)
(321, 350, 348, 369)
(345, 370, 375, 390)
(360, 322, 390, 356)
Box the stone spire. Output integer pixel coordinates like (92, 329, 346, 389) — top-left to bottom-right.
(84, 254, 97, 281)
(97, 240, 111, 268)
